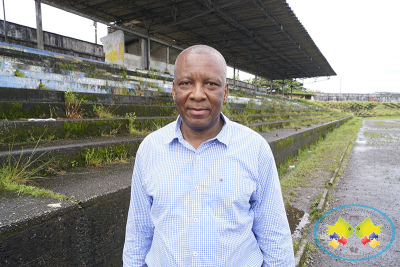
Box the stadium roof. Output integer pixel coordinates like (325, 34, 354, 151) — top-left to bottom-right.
(42, 0, 336, 79)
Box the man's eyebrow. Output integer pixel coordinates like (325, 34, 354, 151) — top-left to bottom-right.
(178, 76, 193, 80)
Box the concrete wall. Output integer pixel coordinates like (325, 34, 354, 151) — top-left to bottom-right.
(0, 188, 130, 266)
(269, 117, 350, 167)
(314, 93, 400, 102)
(0, 20, 104, 61)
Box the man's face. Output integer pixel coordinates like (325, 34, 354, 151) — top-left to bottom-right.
(173, 51, 228, 132)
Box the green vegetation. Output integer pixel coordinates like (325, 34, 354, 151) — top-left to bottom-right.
(316, 101, 400, 117)
(57, 63, 76, 71)
(119, 67, 128, 79)
(38, 80, 53, 90)
(281, 118, 362, 202)
(0, 144, 65, 199)
(300, 242, 317, 267)
(14, 69, 24, 77)
(93, 104, 114, 118)
(64, 90, 86, 118)
(126, 112, 144, 135)
(85, 63, 99, 78)
(80, 144, 131, 167)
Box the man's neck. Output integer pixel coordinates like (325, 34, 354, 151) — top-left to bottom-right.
(180, 117, 224, 149)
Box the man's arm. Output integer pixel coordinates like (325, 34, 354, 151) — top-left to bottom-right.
(123, 151, 154, 267)
(252, 140, 295, 267)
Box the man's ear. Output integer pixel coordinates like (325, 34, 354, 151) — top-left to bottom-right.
(172, 81, 176, 102)
(223, 82, 229, 103)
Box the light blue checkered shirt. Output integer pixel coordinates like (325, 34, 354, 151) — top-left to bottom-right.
(123, 114, 294, 267)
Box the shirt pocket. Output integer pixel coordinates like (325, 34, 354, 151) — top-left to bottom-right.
(203, 169, 256, 217)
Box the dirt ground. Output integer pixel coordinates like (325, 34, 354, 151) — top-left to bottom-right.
(306, 119, 400, 267)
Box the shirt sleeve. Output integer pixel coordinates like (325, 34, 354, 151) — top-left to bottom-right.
(252, 140, 295, 267)
(123, 146, 154, 267)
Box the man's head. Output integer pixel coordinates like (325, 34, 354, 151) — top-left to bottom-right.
(173, 45, 229, 134)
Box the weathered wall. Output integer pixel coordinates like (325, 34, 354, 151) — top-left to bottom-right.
(0, 188, 130, 267)
(0, 20, 104, 61)
(100, 30, 125, 65)
(314, 93, 400, 102)
(269, 117, 350, 167)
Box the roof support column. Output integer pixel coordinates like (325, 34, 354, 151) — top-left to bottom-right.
(290, 79, 293, 99)
(254, 74, 258, 92)
(2, 0, 7, 43)
(270, 79, 273, 95)
(35, 0, 44, 50)
(233, 57, 237, 90)
(146, 35, 151, 71)
(94, 21, 97, 44)
(166, 46, 170, 67)
(282, 79, 285, 97)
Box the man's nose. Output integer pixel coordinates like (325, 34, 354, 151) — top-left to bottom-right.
(190, 82, 206, 100)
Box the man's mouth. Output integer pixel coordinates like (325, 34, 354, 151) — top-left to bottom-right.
(188, 108, 208, 116)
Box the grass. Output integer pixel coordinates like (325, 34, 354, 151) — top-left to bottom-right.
(279, 118, 362, 203)
(301, 242, 317, 267)
(57, 63, 76, 71)
(126, 112, 146, 135)
(64, 90, 86, 119)
(316, 101, 400, 117)
(0, 143, 65, 199)
(81, 145, 131, 167)
(93, 104, 114, 118)
(15, 69, 24, 77)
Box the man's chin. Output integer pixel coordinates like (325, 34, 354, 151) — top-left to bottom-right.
(182, 118, 213, 132)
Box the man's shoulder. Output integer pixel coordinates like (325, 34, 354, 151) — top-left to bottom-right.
(139, 119, 177, 148)
(226, 119, 266, 145)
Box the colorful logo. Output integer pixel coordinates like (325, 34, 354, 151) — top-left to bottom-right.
(314, 205, 395, 261)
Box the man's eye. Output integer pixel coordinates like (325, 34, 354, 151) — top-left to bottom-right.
(180, 82, 192, 86)
(205, 82, 218, 86)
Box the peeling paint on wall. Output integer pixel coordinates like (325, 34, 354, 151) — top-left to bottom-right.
(100, 30, 124, 65)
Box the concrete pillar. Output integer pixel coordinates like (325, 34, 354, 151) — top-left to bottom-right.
(233, 66, 236, 90)
(2, 0, 6, 42)
(166, 46, 170, 65)
(146, 36, 151, 70)
(94, 21, 97, 44)
(270, 79, 273, 94)
(290, 79, 293, 99)
(140, 38, 146, 69)
(255, 74, 258, 92)
(282, 79, 284, 97)
(35, 0, 44, 50)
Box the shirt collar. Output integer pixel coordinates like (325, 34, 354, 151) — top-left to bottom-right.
(165, 113, 231, 147)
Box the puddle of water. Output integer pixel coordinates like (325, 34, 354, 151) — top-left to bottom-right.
(286, 204, 308, 237)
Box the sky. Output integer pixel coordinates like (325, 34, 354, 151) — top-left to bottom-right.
(1, 0, 399, 94)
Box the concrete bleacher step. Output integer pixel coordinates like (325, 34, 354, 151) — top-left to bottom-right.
(0, 135, 144, 171)
(0, 87, 175, 119)
(0, 42, 174, 93)
(0, 116, 176, 145)
(0, 101, 177, 119)
(0, 87, 173, 104)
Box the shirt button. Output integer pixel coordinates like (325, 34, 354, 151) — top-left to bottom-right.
(193, 252, 198, 257)
(195, 186, 199, 190)
(194, 218, 198, 223)
(196, 155, 200, 160)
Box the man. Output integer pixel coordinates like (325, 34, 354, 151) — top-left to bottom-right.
(123, 45, 295, 266)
